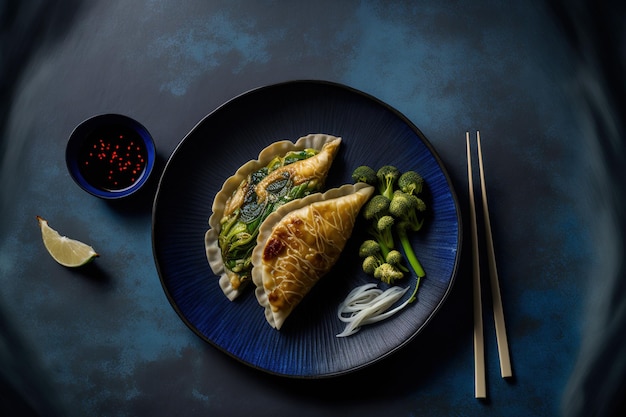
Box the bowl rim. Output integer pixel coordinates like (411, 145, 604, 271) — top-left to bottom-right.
(66, 113, 156, 199)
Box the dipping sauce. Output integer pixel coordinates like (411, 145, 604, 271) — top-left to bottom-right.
(77, 125, 148, 191)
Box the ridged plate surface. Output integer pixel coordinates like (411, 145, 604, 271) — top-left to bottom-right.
(152, 80, 461, 378)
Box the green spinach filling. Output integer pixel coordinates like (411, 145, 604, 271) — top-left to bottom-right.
(218, 148, 320, 284)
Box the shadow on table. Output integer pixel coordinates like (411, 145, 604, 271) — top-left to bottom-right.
(546, 0, 626, 416)
(1, 2, 89, 417)
(0, 0, 84, 235)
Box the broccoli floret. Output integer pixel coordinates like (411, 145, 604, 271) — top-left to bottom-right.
(389, 190, 425, 232)
(374, 263, 404, 284)
(385, 249, 408, 272)
(362, 194, 390, 221)
(359, 239, 382, 258)
(398, 170, 424, 196)
(352, 165, 377, 185)
(359, 240, 388, 276)
(376, 165, 400, 200)
(377, 215, 395, 230)
(356, 165, 428, 287)
(362, 197, 393, 256)
(385, 249, 403, 265)
(373, 215, 395, 253)
(358, 240, 408, 280)
(362, 255, 381, 275)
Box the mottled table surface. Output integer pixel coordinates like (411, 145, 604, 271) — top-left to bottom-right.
(2, 1, 624, 416)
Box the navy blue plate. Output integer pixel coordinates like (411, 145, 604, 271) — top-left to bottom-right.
(152, 80, 461, 378)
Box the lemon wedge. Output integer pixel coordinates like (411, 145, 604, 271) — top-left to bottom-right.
(37, 216, 99, 267)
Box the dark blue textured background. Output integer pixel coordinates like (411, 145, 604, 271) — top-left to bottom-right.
(1, 0, 623, 416)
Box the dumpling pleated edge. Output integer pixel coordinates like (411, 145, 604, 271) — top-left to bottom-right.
(251, 182, 375, 329)
(204, 133, 342, 301)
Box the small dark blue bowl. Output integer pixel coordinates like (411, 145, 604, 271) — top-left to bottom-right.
(66, 114, 156, 199)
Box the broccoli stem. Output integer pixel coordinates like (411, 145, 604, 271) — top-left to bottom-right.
(397, 231, 424, 303)
(379, 240, 391, 258)
(382, 185, 394, 201)
(407, 274, 422, 304)
(398, 231, 425, 279)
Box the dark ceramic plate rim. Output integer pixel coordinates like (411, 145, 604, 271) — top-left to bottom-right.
(152, 80, 462, 378)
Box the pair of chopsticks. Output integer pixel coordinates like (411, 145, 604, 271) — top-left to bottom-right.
(466, 131, 513, 399)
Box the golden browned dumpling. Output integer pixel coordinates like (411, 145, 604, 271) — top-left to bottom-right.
(251, 183, 375, 329)
(205, 134, 341, 300)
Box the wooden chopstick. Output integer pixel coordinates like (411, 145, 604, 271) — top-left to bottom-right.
(476, 131, 513, 378)
(466, 132, 486, 399)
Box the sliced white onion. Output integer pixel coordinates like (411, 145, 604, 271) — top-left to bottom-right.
(336, 283, 411, 337)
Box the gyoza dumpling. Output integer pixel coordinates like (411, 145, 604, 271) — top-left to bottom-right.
(205, 134, 341, 301)
(251, 183, 375, 330)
